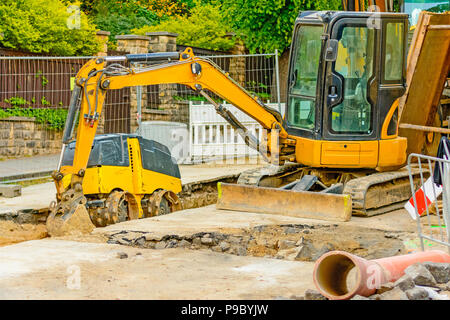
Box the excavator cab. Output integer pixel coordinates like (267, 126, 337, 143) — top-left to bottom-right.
(286, 11, 409, 169)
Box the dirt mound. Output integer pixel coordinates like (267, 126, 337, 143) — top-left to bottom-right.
(0, 221, 48, 247)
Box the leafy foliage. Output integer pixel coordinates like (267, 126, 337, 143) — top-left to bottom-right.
(144, 0, 190, 18)
(221, 0, 341, 54)
(91, 0, 160, 43)
(64, 0, 191, 43)
(1, 96, 68, 130)
(0, 106, 68, 131)
(133, 2, 234, 51)
(0, 0, 100, 56)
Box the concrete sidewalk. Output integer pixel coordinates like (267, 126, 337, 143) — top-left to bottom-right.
(0, 154, 59, 181)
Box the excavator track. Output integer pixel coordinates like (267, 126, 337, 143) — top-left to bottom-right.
(236, 164, 426, 217)
(343, 167, 425, 216)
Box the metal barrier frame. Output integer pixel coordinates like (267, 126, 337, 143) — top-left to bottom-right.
(407, 150, 450, 253)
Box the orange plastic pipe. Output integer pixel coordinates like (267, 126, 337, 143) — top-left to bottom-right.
(313, 250, 450, 300)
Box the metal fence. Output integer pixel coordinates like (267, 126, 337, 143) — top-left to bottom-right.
(0, 55, 131, 135)
(0, 50, 282, 176)
(141, 51, 281, 114)
(407, 147, 450, 253)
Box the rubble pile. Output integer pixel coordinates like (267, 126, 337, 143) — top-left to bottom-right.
(105, 223, 406, 261)
(295, 261, 450, 300)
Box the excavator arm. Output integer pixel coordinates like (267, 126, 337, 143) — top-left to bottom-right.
(60, 48, 292, 178)
(47, 48, 295, 236)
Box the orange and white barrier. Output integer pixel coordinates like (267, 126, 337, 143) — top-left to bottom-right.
(404, 177, 442, 220)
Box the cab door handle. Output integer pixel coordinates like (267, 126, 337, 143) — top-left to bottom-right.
(328, 85, 338, 103)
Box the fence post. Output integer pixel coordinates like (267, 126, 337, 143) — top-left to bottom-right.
(227, 32, 246, 87)
(275, 49, 282, 114)
(146, 32, 189, 125)
(96, 30, 110, 57)
(116, 35, 150, 133)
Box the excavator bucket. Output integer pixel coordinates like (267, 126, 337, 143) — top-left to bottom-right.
(216, 183, 352, 222)
(46, 199, 95, 237)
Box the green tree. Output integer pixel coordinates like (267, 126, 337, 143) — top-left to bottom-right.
(133, 2, 235, 51)
(221, 0, 341, 54)
(92, 1, 160, 43)
(0, 0, 100, 56)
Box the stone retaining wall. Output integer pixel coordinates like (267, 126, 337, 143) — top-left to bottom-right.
(0, 116, 62, 157)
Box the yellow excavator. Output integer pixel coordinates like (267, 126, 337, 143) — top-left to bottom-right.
(46, 10, 447, 235)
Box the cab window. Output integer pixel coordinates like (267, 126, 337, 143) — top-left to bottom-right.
(331, 26, 375, 134)
(287, 25, 323, 131)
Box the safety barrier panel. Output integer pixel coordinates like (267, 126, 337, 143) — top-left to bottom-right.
(407, 144, 450, 253)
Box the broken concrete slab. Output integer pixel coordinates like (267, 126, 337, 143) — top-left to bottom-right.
(0, 182, 55, 216)
(394, 275, 416, 291)
(404, 263, 438, 287)
(0, 184, 21, 198)
(405, 287, 430, 300)
(94, 205, 418, 240)
(376, 282, 396, 295)
(379, 287, 409, 300)
(95, 206, 414, 265)
(421, 262, 450, 284)
(98, 209, 410, 263)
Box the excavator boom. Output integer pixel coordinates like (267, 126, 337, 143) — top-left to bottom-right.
(47, 48, 299, 235)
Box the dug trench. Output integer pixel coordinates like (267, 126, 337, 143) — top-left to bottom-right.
(104, 223, 410, 262)
(0, 175, 237, 247)
(0, 174, 414, 263)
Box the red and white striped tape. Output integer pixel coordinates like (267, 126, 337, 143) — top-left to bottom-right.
(404, 177, 442, 220)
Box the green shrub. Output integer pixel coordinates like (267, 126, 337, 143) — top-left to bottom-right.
(133, 2, 235, 51)
(94, 14, 157, 44)
(1, 97, 68, 130)
(0, 106, 68, 131)
(0, 0, 100, 56)
(92, 0, 160, 43)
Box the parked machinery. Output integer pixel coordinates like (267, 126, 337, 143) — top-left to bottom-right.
(47, 10, 449, 235)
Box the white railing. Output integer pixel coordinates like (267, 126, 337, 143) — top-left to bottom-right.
(188, 101, 285, 162)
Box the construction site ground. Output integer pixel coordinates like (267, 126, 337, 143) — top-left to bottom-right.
(0, 162, 448, 299)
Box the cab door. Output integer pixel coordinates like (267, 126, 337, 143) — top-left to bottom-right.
(322, 18, 379, 166)
(323, 17, 379, 141)
(323, 15, 407, 141)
